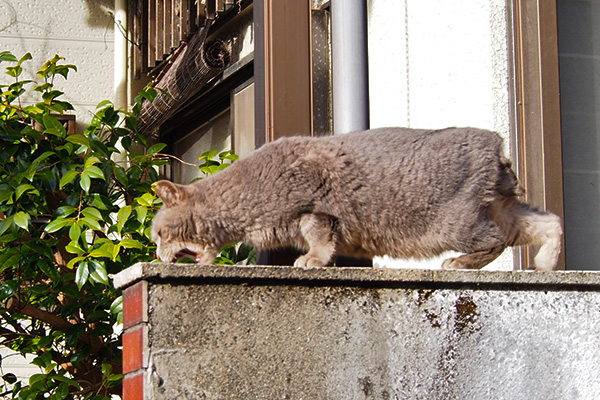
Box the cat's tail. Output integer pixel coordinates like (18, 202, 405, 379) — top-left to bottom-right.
(491, 197, 562, 270)
(490, 158, 562, 270)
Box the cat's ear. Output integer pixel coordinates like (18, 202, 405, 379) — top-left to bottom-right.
(154, 180, 185, 207)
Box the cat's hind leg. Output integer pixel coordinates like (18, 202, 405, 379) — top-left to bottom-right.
(293, 213, 337, 268)
(442, 246, 505, 270)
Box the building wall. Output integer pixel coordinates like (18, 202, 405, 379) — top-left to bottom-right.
(368, 0, 515, 270)
(0, 0, 115, 130)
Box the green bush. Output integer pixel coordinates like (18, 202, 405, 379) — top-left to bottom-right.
(0, 51, 166, 399)
(0, 51, 254, 399)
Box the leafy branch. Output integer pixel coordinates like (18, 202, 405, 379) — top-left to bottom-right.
(0, 52, 162, 400)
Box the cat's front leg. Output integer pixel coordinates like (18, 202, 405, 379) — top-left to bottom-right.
(293, 213, 337, 268)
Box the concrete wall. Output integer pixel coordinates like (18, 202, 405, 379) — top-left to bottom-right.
(0, 0, 114, 130)
(367, 0, 515, 270)
(115, 264, 600, 400)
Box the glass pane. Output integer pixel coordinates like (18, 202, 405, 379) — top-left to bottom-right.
(173, 109, 232, 184)
(558, 0, 600, 270)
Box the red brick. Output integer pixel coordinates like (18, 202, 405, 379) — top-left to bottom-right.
(123, 325, 146, 374)
(123, 281, 148, 329)
(123, 371, 144, 400)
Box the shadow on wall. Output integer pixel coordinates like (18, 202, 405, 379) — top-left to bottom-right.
(83, 0, 115, 28)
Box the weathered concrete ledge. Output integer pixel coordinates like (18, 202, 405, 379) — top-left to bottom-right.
(115, 264, 600, 400)
(114, 262, 600, 290)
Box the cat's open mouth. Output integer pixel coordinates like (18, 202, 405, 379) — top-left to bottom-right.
(174, 248, 201, 262)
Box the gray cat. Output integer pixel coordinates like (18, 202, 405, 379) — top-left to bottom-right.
(151, 127, 562, 270)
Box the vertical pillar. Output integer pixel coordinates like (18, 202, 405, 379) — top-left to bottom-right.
(254, 0, 313, 265)
(331, 0, 370, 134)
(254, 0, 313, 147)
(115, 0, 128, 109)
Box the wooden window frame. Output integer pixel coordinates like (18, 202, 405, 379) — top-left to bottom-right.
(254, 0, 313, 147)
(511, 0, 565, 269)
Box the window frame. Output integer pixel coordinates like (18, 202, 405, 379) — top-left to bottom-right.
(511, 0, 566, 270)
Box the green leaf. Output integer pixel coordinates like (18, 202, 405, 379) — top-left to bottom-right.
(67, 256, 86, 270)
(0, 216, 13, 236)
(33, 82, 52, 92)
(43, 114, 67, 137)
(31, 352, 53, 369)
(75, 262, 89, 289)
(80, 173, 91, 192)
(55, 382, 69, 398)
(89, 242, 115, 259)
(96, 99, 113, 109)
(13, 211, 30, 231)
(29, 373, 47, 387)
(90, 194, 111, 210)
(15, 184, 38, 200)
(101, 363, 112, 377)
(110, 296, 123, 315)
(31, 150, 55, 167)
(135, 133, 148, 147)
(82, 217, 102, 231)
(45, 218, 72, 233)
(17, 52, 32, 66)
(136, 192, 155, 207)
(200, 165, 220, 175)
(38, 260, 61, 282)
(200, 150, 219, 162)
(0, 184, 14, 203)
(66, 134, 89, 147)
(0, 51, 18, 63)
(65, 240, 84, 254)
(136, 87, 158, 103)
(42, 89, 65, 103)
(135, 205, 147, 224)
(69, 222, 82, 242)
(89, 260, 109, 285)
(84, 156, 100, 169)
(50, 374, 80, 388)
(147, 143, 167, 155)
(121, 135, 133, 151)
(81, 207, 102, 221)
(120, 238, 144, 249)
(65, 323, 86, 347)
(85, 165, 105, 180)
(5, 65, 22, 78)
(90, 139, 109, 158)
(59, 170, 79, 189)
(0, 280, 18, 300)
(219, 150, 239, 162)
(117, 205, 132, 233)
(2, 373, 17, 385)
(113, 165, 128, 186)
(38, 335, 54, 348)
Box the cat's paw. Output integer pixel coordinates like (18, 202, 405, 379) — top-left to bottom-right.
(441, 257, 463, 270)
(294, 254, 327, 268)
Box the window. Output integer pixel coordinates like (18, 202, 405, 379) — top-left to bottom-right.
(158, 61, 254, 184)
(514, 0, 600, 270)
(557, 0, 600, 270)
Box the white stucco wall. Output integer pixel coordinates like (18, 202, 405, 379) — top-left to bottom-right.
(0, 0, 115, 130)
(368, 0, 515, 270)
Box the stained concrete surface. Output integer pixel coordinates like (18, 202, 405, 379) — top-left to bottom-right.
(115, 264, 600, 399)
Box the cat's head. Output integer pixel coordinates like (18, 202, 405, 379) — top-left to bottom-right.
(151, 180, 219, 264)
